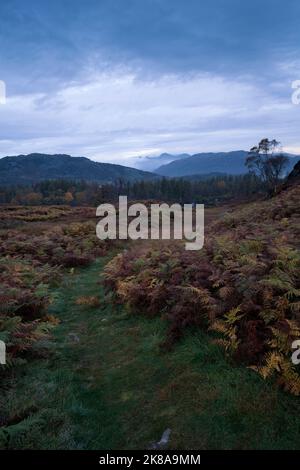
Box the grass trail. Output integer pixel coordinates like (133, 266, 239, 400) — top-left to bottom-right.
(5, 256, 300, 450)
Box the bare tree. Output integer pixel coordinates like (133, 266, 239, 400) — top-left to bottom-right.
(245, 138, 289, 193)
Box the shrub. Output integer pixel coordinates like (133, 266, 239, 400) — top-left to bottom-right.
(104, 185, 300, 394)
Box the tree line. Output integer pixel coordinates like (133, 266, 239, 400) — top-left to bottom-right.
(0, 173, 264, 206)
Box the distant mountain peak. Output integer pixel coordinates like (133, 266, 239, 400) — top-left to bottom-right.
(131, 152, 191, 171)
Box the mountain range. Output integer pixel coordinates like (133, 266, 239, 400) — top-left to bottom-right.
(154, 151, 300, 177)
(1, 151, 299, 186)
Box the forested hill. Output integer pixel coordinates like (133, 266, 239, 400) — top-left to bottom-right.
(0, 153, 159, 185)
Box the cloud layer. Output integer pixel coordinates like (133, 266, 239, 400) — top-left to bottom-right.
(0, 0, 300, 164)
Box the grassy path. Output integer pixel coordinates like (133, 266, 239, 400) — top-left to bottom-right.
(7, 256, 300, 450)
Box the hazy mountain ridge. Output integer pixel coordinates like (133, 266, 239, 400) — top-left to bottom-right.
(0, 153, 160, 185)
(132, 152, 191, 171)
(155, 150, 300, 177)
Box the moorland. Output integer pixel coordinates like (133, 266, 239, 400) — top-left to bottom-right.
(0, 168, 300, 449)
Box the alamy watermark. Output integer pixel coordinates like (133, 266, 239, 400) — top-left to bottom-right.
(0, 80, 6, 104)
(291, 80, 300, 105)
(96, 196, 204, 250)
(291, 340, 300, 365)
(0, 340, 6, 365)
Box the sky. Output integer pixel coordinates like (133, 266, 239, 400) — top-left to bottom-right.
(0, 0, 300, 166)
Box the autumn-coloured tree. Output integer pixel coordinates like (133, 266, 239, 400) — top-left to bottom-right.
(24, 191, 42, 205)
(64, 191, 74, 204)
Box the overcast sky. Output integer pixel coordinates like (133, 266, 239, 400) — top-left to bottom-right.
(0, 0, 300, 165)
